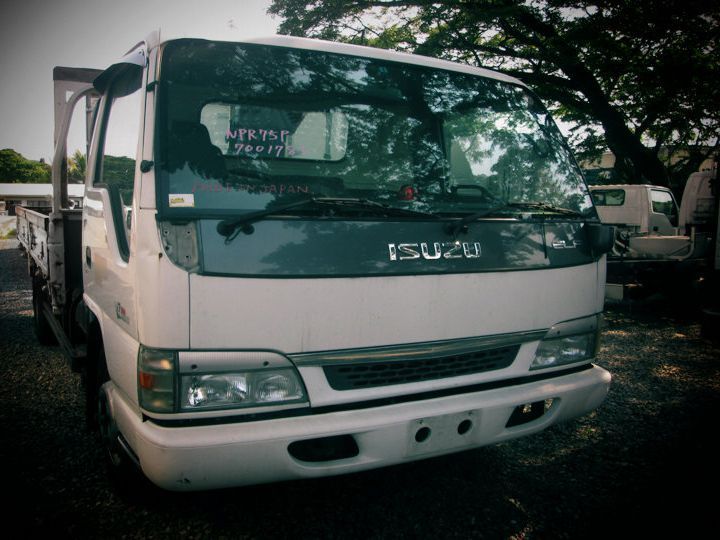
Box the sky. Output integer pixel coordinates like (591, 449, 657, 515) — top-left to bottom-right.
(0, 0, 279, 162)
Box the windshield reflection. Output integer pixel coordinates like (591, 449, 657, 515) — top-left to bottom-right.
(157, 40, 594, 218)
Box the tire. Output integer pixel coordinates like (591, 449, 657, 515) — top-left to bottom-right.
(701, 308, 720, 344)
(32, 279, 57, 346)
(92, 345, 148, 491)
(97, 382, 133, 472)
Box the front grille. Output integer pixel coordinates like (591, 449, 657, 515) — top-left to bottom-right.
(323, 345, 520, 390)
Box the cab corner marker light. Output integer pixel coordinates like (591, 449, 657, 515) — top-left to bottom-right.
(138, 347, 176, 413)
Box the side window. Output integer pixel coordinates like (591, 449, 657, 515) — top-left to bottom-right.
(650, 189, 678, 226)
(96, 66, 143, 257)
(591, 189, 625, 206)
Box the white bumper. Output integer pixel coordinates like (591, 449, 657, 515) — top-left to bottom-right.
(111, 365, 610, 491)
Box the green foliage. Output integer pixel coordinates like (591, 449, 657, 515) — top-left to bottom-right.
(68, 150, 86, 182)
(101, 155, 135, 202)
(268, 0, 719, 187)
(0, 148, 51, 183)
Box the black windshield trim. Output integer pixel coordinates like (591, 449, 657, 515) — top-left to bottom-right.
(195, 259, 596, 280)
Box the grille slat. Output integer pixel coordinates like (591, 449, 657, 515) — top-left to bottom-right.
(323, 345, 520, 390)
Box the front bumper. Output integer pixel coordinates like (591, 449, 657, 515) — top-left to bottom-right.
(110, 364, 611, 491)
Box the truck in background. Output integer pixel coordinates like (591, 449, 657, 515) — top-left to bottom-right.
(589, 170, 716, 294)
(589, 174, 714, 261)
(17, 33, 613, 491)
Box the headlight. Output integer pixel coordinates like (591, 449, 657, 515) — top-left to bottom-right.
(180, 369, 306, 411)
(530, 332, 598, 370)
(138, 348, 308, 413)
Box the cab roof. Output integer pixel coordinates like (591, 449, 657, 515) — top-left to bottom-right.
(141, 31, 526, 88)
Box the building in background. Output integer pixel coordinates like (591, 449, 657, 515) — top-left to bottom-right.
(0, 183, 85, 215)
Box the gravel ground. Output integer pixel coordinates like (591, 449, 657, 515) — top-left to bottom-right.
(2, 238, 719, 539)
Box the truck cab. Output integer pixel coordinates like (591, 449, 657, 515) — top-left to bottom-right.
(590, 180, 713, 261)
(21, 33, 612, 491)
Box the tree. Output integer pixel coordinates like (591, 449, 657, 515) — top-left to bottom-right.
(67, 150, 86, 183)
(101, 155, 136, 202)
(268, 0, 719, 188)
(0, 148, 51, 183)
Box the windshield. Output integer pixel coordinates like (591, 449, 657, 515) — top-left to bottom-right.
(156, 40, 594, 219)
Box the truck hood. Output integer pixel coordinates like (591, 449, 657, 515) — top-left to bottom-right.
(189, 263, 601, 353)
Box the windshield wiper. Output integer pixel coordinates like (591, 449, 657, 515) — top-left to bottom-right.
(505, 202, 586, 217)
(307, 197, 440, 220)
(444, 201, 585, 237)
(217, 196, 317, 239)
(217, 197, 438, 242)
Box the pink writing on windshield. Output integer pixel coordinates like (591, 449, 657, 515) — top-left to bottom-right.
(226, 129, 290, 143)
(234, 143, 303, 157)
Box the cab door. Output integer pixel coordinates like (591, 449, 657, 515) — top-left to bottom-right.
(83, 50, 146, 355)
(649, 188, 679, 235)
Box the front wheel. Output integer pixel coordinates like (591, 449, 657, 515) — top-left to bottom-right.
(91, 345, 148, 491)
(97, 383, 130, 470)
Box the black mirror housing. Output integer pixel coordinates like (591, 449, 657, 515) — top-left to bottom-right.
(586, 223, 615, 257)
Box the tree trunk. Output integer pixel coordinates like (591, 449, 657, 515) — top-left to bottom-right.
(594, 104, 670, 186)
(505, 5, 671, 186)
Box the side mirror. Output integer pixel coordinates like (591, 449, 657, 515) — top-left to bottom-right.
(586, 223, 615, 257)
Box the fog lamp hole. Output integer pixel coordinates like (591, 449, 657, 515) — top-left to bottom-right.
(288, 435, 359, 463)
(506, 401, 546, 428)
(457, 419, 473, 435)
(415, 426, 431, 443)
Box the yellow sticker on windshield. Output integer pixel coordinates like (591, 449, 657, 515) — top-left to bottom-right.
(169, 194, 195, 208)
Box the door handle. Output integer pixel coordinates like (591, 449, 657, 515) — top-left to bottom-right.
(85, 246, 92, 268)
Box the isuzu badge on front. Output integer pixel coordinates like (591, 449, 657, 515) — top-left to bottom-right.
(16, 33, 612, 490)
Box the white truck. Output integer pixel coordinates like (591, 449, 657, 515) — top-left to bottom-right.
(589, 177, 714, 260)
(589, 174, 715, 287)
(17, 33, 613, 491)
